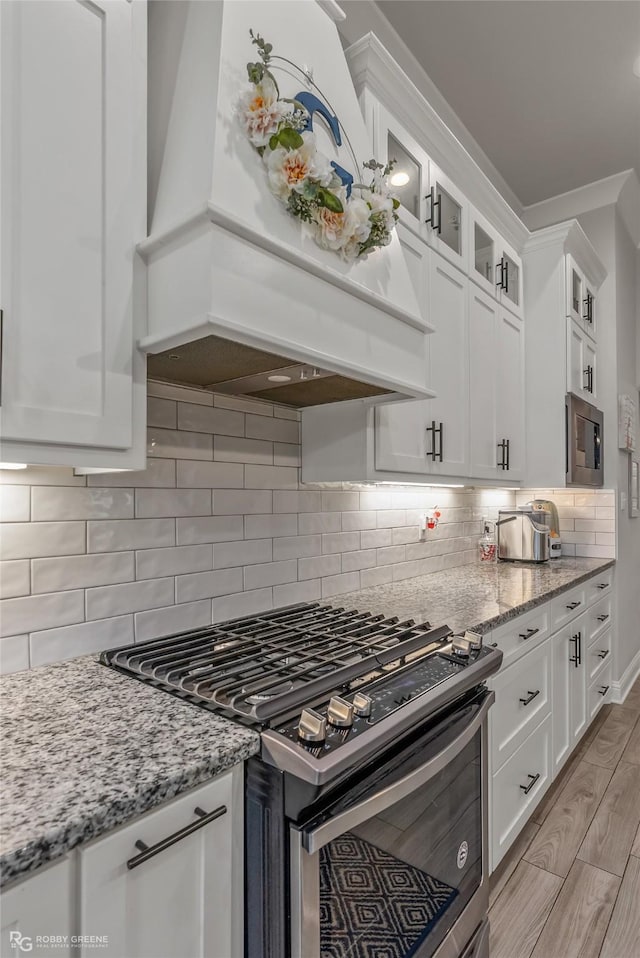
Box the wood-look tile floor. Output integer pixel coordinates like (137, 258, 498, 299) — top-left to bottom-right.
(489, 676, 640, 958)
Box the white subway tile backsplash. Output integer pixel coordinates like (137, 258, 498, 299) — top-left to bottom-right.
(214, 394, 272, 416)
(361, 528, 392, 550)
(574, 519, 615, 533)
(0, 486, 30, 522)
(30, 615, 134, 668)
(298, 554, 341, 580)
(321, 532, 360, 554)
(214, 436, 272, 465)
(212, 588, 273, 623)
(298, 512, 342, 535)
(213, 539, 272, 569)
(376, 510, 407, 529)
(321, 491, 360, 513)
(1, 522, 86, 561)
(134, 600, 212, 642)
(0, 634, 30, 674)
(520, 488, 616, 559)
(595, 507, 615, 520)
(274, 491, 321, 513)
(341, 549, 377, 572)
(87, 459, 176, 489)
(175, 568, 244, 603)
(377, 545, 407, 566)
(322, 571, 361, 598)
(575, 544, 615, 558)
(0, 590, 85, 637)
(148, 427, 213, 460)
(135, 489, 211, 518)
(245, 464, 298, 489)
(147, 396, 177, 429)
(86, 578, 174, 621)
(135, 545, 212, 580)
(359, 566, 394, 588)
(176, 515, 244, 545)
(176, 460, 244, 490)
(341, 511, 377, 532)
(32, 487, 134, 522)
(273, 535, 321, 561)
(0, 466, 86, 486)
(244, 560, 297, 590)
(273, 443, 300, 467)
(88, 518, 175, 553)
(148, 380, 213, 405)
(32, 552, 134, 594)
(273, 405, 300, 421)
(212, 490, 272, 514)
(273, 578, 321, 606)
(0, 561, 30, 599)
(595, 533, 615, 546)
(177, 403, 244, 437)
(246, 414, 299, 444)
(244, 514, 298, 540)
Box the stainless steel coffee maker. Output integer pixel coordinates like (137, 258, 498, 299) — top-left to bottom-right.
(496, 508, 551, 562)
(526, 499, 562, 558)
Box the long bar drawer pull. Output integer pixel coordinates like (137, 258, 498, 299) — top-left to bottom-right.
(597, 649, 610, 659)
(519, 627, 539, 640)
(598, 686, 610, 696)
(520, 773, 540, 795)
(566, 601, 581, 610)
(519, 689, 540, 706)
(127, 805, 227, 870)
(596, 583, 608, 590)
(596, 614, 609, 623)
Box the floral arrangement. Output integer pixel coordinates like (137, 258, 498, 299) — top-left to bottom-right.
(238, 31, 400, 263)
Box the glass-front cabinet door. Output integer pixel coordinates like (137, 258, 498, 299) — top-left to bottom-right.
(583, 284, 596, 340)
(376, 105, 430, 235)
(469, 206, 499, 299)
(566, 255, 584, 327)
(425, 162, 467, 272)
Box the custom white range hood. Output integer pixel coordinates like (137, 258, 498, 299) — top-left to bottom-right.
(139, 0, 434, 407)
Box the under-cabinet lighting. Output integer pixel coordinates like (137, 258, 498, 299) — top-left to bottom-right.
(0, 462, 27, 470)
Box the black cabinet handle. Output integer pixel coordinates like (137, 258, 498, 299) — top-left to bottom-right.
(566, 601, 581, 610)
(570, 631, 582, 667)
(598, 685, 610, 696)
(503, 260, 509, 294)
(425, 187, 442, 234)
(597, 614, 609, 623)
(496, 257, 508, 291)
(597, 649, 610, 659)
(497, 439, 510, 470)
(519, 689, 540, 707)
(596, 583, 608, 590)
(520, 773, 540, 795)
(426, 421, 443, 462)
(127, 804, 227, 870)
(519, 627, 540, 641)
(583, 365, 593, 394)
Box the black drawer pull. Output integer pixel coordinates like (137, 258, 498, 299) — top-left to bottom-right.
(519, 627, 540, 641)
(597, 649, 610, 659)
(520, 773, 540, 795)
(596, 583, 608, 590)
(570, 631, 582, 667)
(596, 614, 609, 623)
(598, 686, 610, 696)
(566, 601, 581, 610)
(519, 689, 540, 707)
(127, 805, 227, 870)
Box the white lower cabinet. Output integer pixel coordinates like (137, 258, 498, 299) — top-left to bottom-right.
(489, 568, 615, 872)
(79, 773, 237, 958)
(0, 858, 73, 955)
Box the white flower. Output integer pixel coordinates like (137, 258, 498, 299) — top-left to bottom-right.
(264, 132, 333, 200)
(315, 192, 372, 261)
(239, 76, 285, 149)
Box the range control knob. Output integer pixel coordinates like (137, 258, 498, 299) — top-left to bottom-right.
(326, 696, 354, 728)
(451, 636, 472, 659)
(297, 708, 327, 744)
(352, 692, 373, 717)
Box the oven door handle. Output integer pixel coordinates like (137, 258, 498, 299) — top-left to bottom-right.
(300, 691, 494, 855)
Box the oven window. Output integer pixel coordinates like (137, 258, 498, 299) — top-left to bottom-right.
(318, 731, 481, 958)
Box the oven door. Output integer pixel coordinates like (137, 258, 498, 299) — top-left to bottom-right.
(290, 690, 492, 958)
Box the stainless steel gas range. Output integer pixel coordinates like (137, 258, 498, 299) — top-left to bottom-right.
(102, 602, 502, 958)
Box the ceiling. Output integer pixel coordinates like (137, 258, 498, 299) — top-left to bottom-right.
(373, 1, 640, 207)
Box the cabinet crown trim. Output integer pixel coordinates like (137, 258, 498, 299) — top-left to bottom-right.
(523, 220, 607, 287)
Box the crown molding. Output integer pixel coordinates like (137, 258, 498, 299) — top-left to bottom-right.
(316, 0, 346, 23)
(523, 169, 640, 249)
(523, 219, 607, 288)
(345, 33, 529, 252)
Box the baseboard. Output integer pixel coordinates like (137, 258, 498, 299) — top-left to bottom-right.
(611, 647, 640, 704)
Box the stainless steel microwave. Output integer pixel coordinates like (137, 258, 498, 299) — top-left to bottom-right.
(566, 393, 604, 486)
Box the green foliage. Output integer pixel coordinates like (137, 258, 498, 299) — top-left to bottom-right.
(316, 188, 344, 214)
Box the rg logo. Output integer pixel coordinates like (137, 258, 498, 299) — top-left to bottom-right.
(9, 932, 33, 952)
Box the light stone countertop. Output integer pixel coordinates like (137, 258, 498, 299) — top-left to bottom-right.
(0, 556, 614, 889)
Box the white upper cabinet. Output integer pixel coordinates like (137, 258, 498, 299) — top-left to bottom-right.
(495, 309, 525, 479)
(0, 0, 146, 468)
(425, 162, 468, 273)
(566, 254, 596, 340)
(469, 205, 523, 319)
(567, 319, 597, 402)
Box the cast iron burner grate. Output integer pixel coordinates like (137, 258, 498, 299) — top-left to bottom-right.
(102, 602, 452, 723)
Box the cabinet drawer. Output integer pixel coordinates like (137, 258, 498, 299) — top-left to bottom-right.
(490, 604, 551, 669)
(586, 596, 612, 645)
(586, 628, 612, 682)
(588, 663, 612, 720)
(551, 583, 587, 631)
(586, 568, 613, 605)
(491, 714, 552, 871)
(490, 640, 552, 772)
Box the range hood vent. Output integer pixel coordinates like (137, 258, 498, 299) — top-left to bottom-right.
(141, 0, 435, 408)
